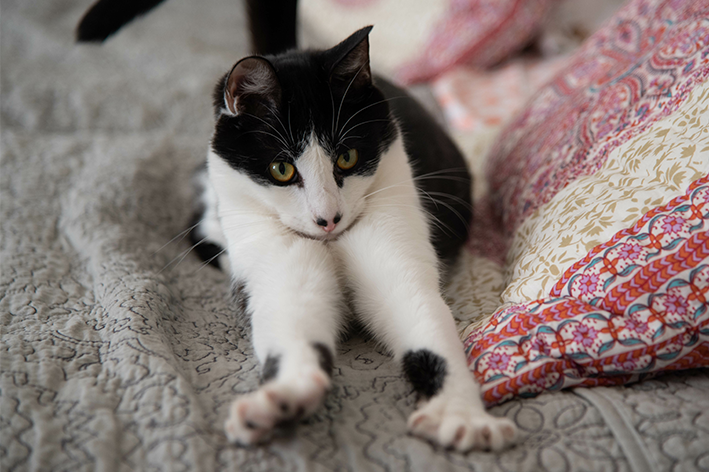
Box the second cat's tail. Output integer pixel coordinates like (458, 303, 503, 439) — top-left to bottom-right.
(76, 0, 167, 42)
(76, 0, 300, 55)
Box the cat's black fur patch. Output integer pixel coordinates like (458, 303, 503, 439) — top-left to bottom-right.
(246, 0, 298, 56)
(312, 342, 334, 377)
(402, 349, 447, 398)
(188, 217, 224, 270)
(261, 354, 280, 383)
(375, 80, 473, 264)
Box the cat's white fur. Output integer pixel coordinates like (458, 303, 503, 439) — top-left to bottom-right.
(202, 131, 517, 451)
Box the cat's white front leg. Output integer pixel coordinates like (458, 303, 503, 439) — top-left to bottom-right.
(334, 196, 517, 452)
(222, 226, 343, 445)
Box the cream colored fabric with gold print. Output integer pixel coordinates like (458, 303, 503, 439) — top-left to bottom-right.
(445, 251, 508, 338)
(501, 81, 709, 305)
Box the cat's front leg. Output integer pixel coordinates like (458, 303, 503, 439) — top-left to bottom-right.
(222, 232, 343, 445)
(334, 206, 517, 452)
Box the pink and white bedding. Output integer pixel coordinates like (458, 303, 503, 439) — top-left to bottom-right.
(440, 0, 709, 406)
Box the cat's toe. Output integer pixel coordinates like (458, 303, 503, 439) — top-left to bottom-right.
(224, 391, 279, 445)
(224, 370, 331, 444)
(264, 370, 331, 420)
(408, 397, 517, 452)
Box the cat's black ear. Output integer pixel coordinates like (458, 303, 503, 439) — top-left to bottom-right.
(328, 26, 373, 90)
(223, 56, 281, 117)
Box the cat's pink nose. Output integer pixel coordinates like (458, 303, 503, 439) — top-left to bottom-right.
(316, 213, 341, 233)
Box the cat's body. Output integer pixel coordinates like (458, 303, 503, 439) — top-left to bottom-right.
(76, 0, 517, 451)
(193, 27, 516, 451)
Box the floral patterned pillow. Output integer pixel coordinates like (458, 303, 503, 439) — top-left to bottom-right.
(462, 0, 709, 406)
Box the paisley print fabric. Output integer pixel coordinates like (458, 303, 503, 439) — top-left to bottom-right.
(457, 0, 709, 406)
(466, 175, 709, 406)
(502, 82, 709, 304)
(486, 0, 709, 235)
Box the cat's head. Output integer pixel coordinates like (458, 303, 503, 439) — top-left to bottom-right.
(210, 26, 397, 240)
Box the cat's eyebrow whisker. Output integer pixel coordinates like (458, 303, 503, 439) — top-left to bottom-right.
(287, 103, 295, 146)
(338, 119, 391, 143)
(329, 86, 336, 139)
(272, 149, 293, 161)
(335, 62, 368, 135)
(241, 112, 290, 147)
(337, 96, 406, 137)
(240, 129, 290, 150)
(337, 135, 362, 147)
(271, 109, 292, 147)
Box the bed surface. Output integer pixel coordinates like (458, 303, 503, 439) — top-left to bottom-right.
(2, 0, 708, 470)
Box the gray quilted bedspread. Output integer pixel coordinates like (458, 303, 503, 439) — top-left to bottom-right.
(2, 0, 708, 470)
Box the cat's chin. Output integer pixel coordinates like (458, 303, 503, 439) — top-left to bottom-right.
(291, 229, 343, 242)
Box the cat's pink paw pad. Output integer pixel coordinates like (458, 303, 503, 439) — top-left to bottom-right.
(407, 397, 517, 452)
(224, 370, 331, 445)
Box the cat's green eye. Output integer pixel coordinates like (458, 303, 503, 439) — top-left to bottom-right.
(269, 161, 296, 182)
(337, 149, 359, 170)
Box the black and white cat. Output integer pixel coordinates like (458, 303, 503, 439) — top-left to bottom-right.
(75, 0, 517, 451)
(193, 27, 517, 451)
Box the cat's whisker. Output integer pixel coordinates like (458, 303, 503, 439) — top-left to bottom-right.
(213, 211, 272, 219)
(194, 248, 228, 274)
(240, 129, 290, 151)
(418, 192, 470, 229)
(160, 225, 267, 274)
(271, 109, 292, 147)
(272, 149, 292, 161)
(363, 181, 411, 199)
(151, 220, 203, 257)
(338, 135, 362, 145)
(158, 236, 209, 275)
(425, 191, 474, 211)
(337, 96, 406, 138)
(412, 166, 469, 177)
(412, 175, 471, 184)
(287, 103, 295, 146)
(329, 86, 336, 139)
(366, 203, 457, 238)
(241, 113, 290, 148)
(338, 118, 391, 144)
(335, 62, 368, 135)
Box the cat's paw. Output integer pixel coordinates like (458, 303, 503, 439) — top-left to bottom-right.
(407, 395, 517, 452)
(224, 370, 330, 445)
